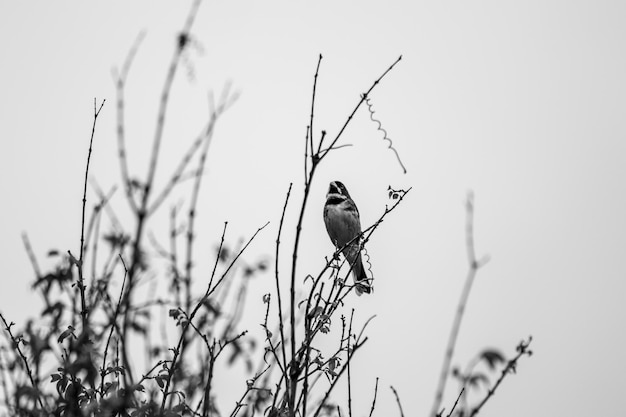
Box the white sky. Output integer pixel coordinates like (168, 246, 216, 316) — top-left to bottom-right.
(1, 1, 625, 416)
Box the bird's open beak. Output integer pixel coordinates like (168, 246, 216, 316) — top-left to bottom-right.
(328, 182, 340, 195)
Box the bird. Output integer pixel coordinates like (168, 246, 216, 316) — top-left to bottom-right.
(323, 181, 372, 295)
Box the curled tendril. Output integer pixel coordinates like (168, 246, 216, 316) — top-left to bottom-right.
(364, 96, 407, 174)
(362, 246, 374, 288)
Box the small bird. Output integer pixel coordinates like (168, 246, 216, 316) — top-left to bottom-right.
(323, 181, 372, 295)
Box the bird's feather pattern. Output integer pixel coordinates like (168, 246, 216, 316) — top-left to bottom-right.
(323, 181, 371, 294)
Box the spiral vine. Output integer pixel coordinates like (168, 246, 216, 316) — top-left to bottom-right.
(364, 96, 407, 174)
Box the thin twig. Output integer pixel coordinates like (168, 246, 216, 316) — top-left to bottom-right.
(181, 118, 215, 352)
(311, 337, 368, 417)
(304, 126, 310, 188)
(207, 222, 228, 298)
(121, 0, 202, 384)
(368, 377, 379, 417)
(430, 192, 490, 417)
(21, 233, 42, 280)
(181, 86, 236, 317)
(228, 365, 271, 417)
(207, 222, 269, 297)
(21, 233, 49, 308)
(159, 222, 269, 414)
(100, 254, 128, 397)
(114, 31, 145, 213)
(469, 337, 533, 416)
(275, 183, 292, 388)
(0, 313, 45, 411)
(300, 278, 325, 414)
(390, 385, 405, 417)
(317, 55, 402, 159)
(77, 98, 106, 329)
(300, 317, 375, 415)
(346, 309, 354, 417)
(444, 387, 464, 417)
(288, 56, 325, 411)
(85, 186, 117, 300)
(306, 54, 322, 186)
(90, 179, 124, 232)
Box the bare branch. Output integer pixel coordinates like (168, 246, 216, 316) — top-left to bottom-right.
(0, 313, 46, 412)
(274, 183, 293, 386)
(469, 337, 533, 416)
(390, 385, 404, 417)
(76, 98, 106, 331)
(114, 31, 145, 213)
(368, 377, 379, 417)
(430, 191, 489, 417)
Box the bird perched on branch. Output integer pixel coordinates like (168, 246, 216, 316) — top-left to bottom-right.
(323, 181, 372, 295)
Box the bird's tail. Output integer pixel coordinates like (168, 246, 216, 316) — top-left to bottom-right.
(352, 254, 372, 295)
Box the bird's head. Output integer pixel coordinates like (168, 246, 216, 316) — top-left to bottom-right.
(327, 181, 351, 199)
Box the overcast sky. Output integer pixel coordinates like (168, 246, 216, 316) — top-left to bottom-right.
(1, 1, 625, 416)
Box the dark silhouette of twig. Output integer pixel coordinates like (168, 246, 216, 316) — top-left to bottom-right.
(300, 279, 325, 415)
(170, 89, 238, 384)
(430, 191, 490, 417)
(390, 385, 404, 417)
(346, 309, 354, 417)
(469, 337, 533, 416)
(317, 55, 402, 159)
(368, 377, 379, 417)
(317, 143, 353, 154)
(228, 365, 271, 417)
(0, 313, 46, 412)
(303, 126, 310, 187)
(159, 221, 269, 414)
(274, 183, 292, 385)
(440, 387, 464, 417)
(288, 54, 325, 411)
(84, 186, 117, 299)
(311, 337, 369, 417)
(76, 98, 106, 330)
(305, 54, 322, 187)
(99, 254, 128, 398)
(297, 315, 376, 414)
(113, 29, 146, 378)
